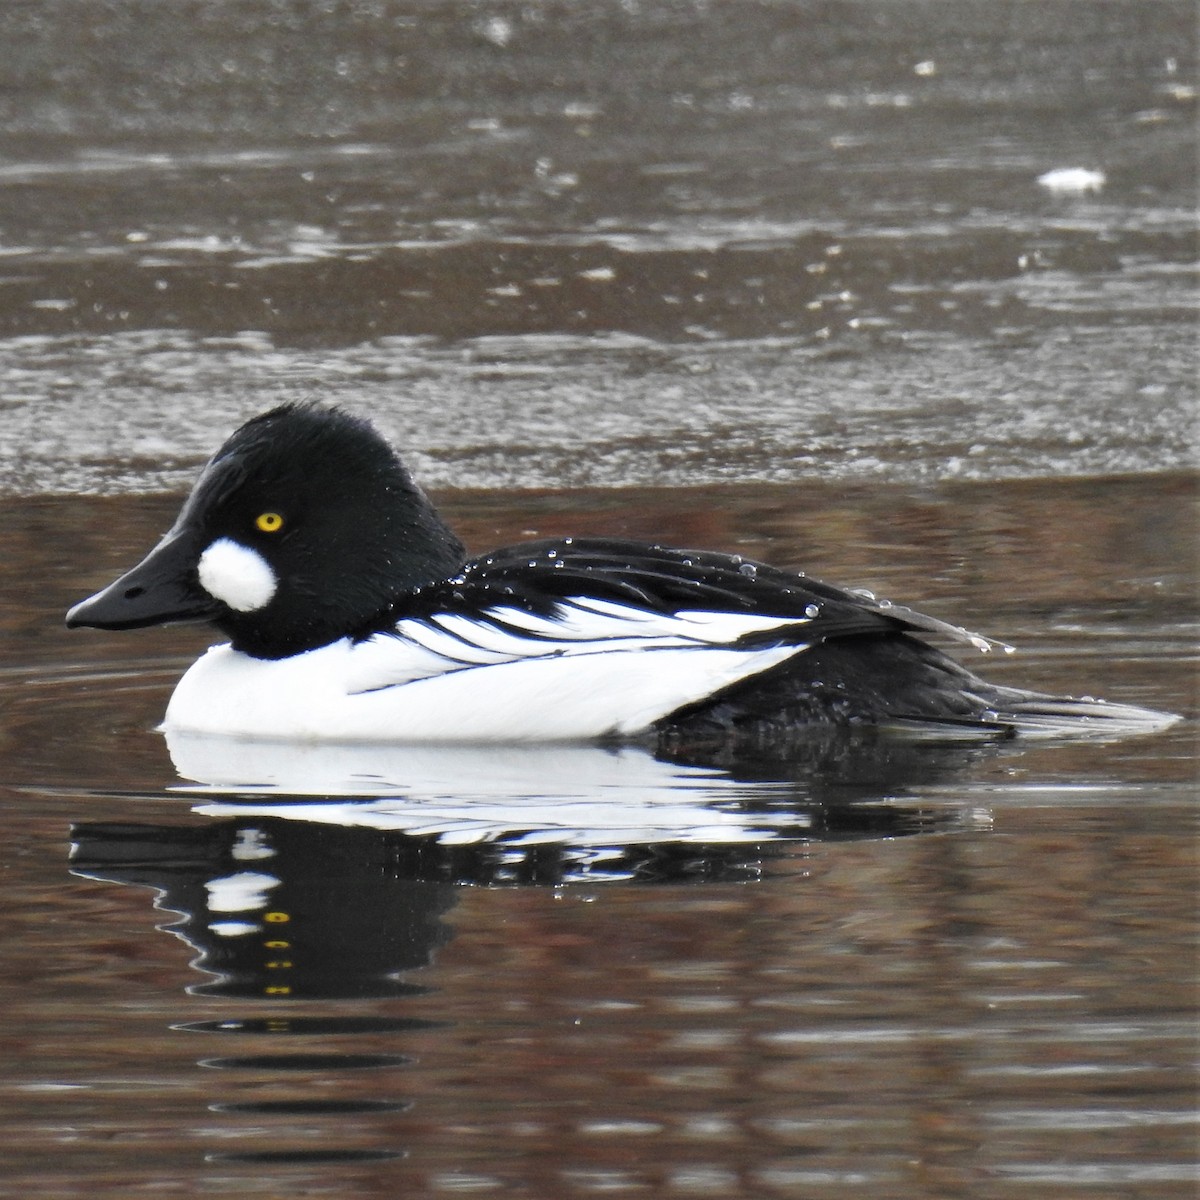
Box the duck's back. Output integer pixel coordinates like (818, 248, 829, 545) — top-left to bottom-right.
(399, 538, 1174, 747)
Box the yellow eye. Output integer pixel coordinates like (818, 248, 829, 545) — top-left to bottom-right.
(255, 512, 285, 534)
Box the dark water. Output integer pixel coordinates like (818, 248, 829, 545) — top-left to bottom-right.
(0, 3, 1197, 1198)
(3, 478, 1197, 1198)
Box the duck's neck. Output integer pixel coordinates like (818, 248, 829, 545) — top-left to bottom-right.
(387, 483, 467, 593)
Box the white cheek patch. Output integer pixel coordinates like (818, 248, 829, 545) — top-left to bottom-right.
(198, 537, 278, 612)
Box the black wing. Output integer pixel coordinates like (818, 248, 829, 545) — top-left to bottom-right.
(391, 537, 1002, 653)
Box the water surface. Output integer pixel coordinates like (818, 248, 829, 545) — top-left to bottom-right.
(0, 0, 1194, 493)
(0, 3, 1196, 1197)
(2, 478, 1196, 1198)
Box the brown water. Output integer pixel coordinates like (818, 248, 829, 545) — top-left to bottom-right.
(2, 478, 1197, 1198)
(0, 2, 1197, 1197)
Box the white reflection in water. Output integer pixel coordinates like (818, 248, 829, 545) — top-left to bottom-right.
(173, 733, 817, 847)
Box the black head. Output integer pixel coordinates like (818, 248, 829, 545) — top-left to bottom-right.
(66, 404, 466, 658)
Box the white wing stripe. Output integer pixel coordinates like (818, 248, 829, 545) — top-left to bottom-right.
(428, 611, 556, 656)
(493, 598, 809, 643)
(392, 619, 511, 666)
(477, 605, 589, 637)
(671, 608, 812, 637)
(345, 597, 813, 698)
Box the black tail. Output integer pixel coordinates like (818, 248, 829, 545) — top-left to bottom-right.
(968, 689, 1181, 740)
(661, 633, 1180, 744)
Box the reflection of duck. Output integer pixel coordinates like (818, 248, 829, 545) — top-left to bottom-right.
(67, 404, 1177, 745)
(69, 818, 456, 999)
(70, 776, 974, 999)
(167, 732, 991, 848)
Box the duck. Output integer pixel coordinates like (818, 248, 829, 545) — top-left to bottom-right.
(66, 403, 1178, 748)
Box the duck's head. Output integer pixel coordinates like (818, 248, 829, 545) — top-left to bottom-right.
(66, 404, 466, 659)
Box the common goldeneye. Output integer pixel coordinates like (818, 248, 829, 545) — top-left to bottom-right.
(67, 403, 1178, 746)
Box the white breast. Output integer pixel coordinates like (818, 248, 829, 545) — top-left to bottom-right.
(162, 597, 812, 743)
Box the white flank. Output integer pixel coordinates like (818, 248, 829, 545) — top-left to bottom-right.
(197, 538, 277, 612)
(163, 596, 813, 742)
